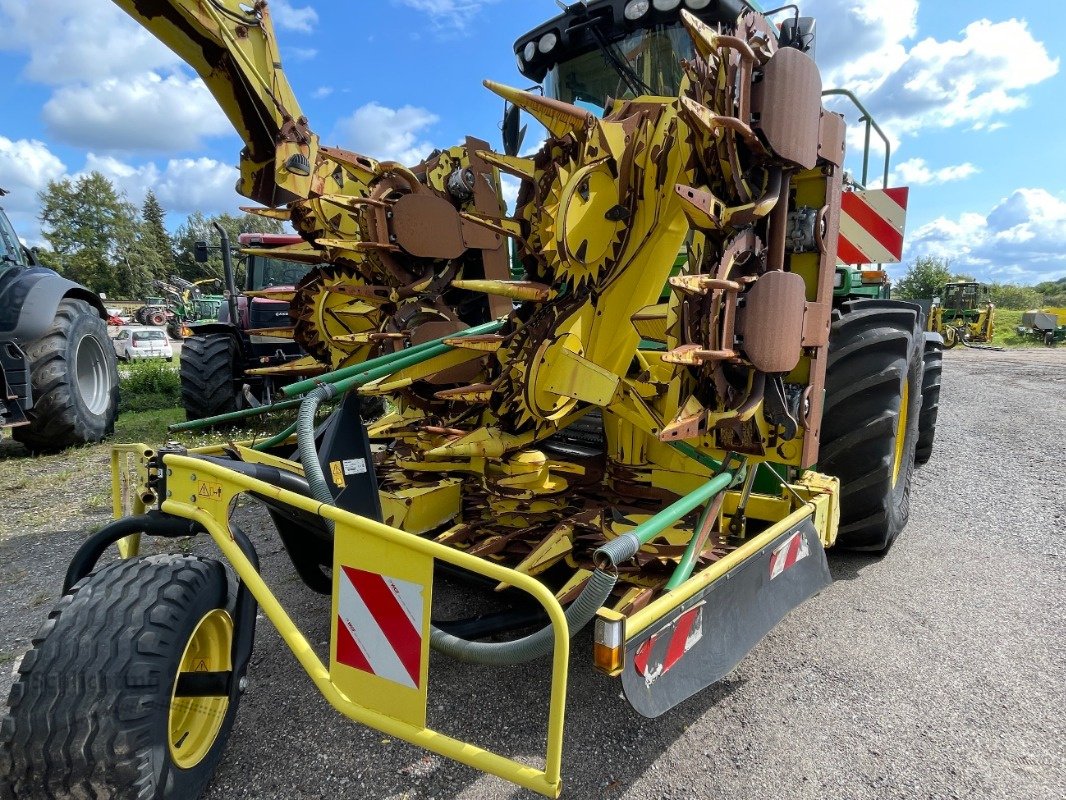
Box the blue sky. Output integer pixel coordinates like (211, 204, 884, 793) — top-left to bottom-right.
(1, 0, 1063, 284)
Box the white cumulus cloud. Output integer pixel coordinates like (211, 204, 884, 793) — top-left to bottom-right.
(808, 2, 1058, 137)
(891, 158, 978, 187)
(393, 0, 499, 35)
(271, 0, 319, 33)
(43, 73, 232, 153)
(0, 137, 68, 244)
(82, 154, 239, 217)
(330, 102, 440, 164)
(0, 0, 180, 85)
(907, 189, 1066, 283)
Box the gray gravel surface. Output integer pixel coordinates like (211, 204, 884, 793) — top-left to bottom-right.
(1, 347, 1063, 799)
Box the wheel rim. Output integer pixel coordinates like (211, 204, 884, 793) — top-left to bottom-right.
(891, 380, 910, 488)
(168, 609, 233, 770)
(74, 334, 110, 415)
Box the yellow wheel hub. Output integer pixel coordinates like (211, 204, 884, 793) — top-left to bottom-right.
(891, 381, 910, 487)
(168, 608, 233, 770)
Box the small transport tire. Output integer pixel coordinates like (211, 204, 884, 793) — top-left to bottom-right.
(914, 333, 943, 466)
(12, 298, 119, 452)
(180, 334, 239, 421)
(0, 555, 243, 800)
(820, 300, 923, 552)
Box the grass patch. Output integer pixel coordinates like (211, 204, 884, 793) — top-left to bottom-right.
(114, 407, 186, 443)
(120, 361, 181, 412)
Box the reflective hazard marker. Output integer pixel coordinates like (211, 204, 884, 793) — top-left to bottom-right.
(330, 519, 432, 728)
(633, 604, 704, 687)
(768, 530, 810, 580)
(336, 566, 424, 689)
(838, 187, 909, 265)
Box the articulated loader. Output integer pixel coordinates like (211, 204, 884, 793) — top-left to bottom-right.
(2, 2, 938, 798)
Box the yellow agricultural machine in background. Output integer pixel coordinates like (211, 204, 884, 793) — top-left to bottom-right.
(928, 280, 996, 348)
(2, 2, 934, 798)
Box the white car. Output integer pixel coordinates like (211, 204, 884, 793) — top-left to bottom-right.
(113, 326, 174, 362)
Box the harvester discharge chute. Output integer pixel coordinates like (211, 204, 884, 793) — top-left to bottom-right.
(2, 2, 933, 798)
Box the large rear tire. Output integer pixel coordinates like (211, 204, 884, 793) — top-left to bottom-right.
(820, 300, 923, 552)
(12, 298, 119, 452)
(914, 333, 943, 466)
(1, 555, 242, 800)
(180, 334, 239, 421)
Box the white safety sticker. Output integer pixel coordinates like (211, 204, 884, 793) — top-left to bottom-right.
(342, 458, 367, 476)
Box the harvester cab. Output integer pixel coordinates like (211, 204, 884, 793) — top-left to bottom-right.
(4, 2, 945, 798)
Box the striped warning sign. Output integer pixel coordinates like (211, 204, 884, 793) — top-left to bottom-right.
(633, 604, 704, 687)
(838, 187, 909, 265)
(336, 566, 424, 689)
(768, 530, 810, 580)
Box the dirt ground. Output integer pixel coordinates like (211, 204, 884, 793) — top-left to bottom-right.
(1, 347, 1063, 799)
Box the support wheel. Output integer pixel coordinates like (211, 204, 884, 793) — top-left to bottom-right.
(820, 300, 923, 552)
(1, 555, 243, 800)
(915, 333, 943, 466)
(12, 298, 119, 452)
(180, 334, 239, 421)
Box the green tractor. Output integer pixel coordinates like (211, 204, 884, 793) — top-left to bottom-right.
(928, 280, 995, 348)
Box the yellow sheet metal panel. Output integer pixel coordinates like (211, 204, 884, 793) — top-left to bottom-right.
(380, 479, 463, 534)
(331, 521, 433, 729)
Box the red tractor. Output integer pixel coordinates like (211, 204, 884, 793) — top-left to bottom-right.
(179, 227, 318, 419)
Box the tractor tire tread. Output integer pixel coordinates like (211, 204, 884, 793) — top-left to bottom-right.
(821, 300, 923, 552)
(180, 335, 239, 421)
(11, 299, 119, 452)
(1, 555, 232, 800)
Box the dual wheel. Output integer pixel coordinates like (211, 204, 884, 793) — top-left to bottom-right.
(1, 556, 245, 799)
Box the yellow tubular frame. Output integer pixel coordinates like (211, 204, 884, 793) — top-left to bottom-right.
(150, 454, 567, 798)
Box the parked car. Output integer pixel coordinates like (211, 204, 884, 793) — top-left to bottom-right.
(112, 326, 174, 362)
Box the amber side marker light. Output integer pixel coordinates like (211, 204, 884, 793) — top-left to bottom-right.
(593, 613, 625, 676)
(861, 270, 886, 283)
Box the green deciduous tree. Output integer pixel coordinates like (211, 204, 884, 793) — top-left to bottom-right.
(988, 283, 1043, 310)
(37, 172, 153, 298)
(893, 256, 955, 300)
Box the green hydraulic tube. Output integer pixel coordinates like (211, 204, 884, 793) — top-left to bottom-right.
(168, 395, 307, 432)
(252, 421, 298, 451)
(281, 319, 506, 398)
(623, 471, 735, 549)
(663, 498, 720, 592)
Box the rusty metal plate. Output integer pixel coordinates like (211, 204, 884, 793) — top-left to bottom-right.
(753, 48, 822, 170)
(736, 271, 807, 374)
(818, 111, 846, 168)
(391, 194, 465, 259)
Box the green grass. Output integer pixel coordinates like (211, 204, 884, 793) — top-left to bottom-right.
(114, 407, 186, 443)
(120, 361, 182, 412)
(988, 309, 1063, 348)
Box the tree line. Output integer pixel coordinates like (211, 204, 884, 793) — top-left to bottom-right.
(34, 171, 283, 300)
(893, 256, 1066, 309)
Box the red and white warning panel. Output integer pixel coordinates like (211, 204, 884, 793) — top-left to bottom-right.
(837, 187, 909, 265)
(633, 604, 704, 687)
(336, 566, 425, 689)
(768, 530, 810, 580)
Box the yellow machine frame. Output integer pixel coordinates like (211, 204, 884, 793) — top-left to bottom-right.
(109, 441, 836, 797)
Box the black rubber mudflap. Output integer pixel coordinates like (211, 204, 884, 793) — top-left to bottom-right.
(621, 519, 831, 718)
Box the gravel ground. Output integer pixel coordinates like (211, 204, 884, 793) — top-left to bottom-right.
(1, 347, 1063, 799)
